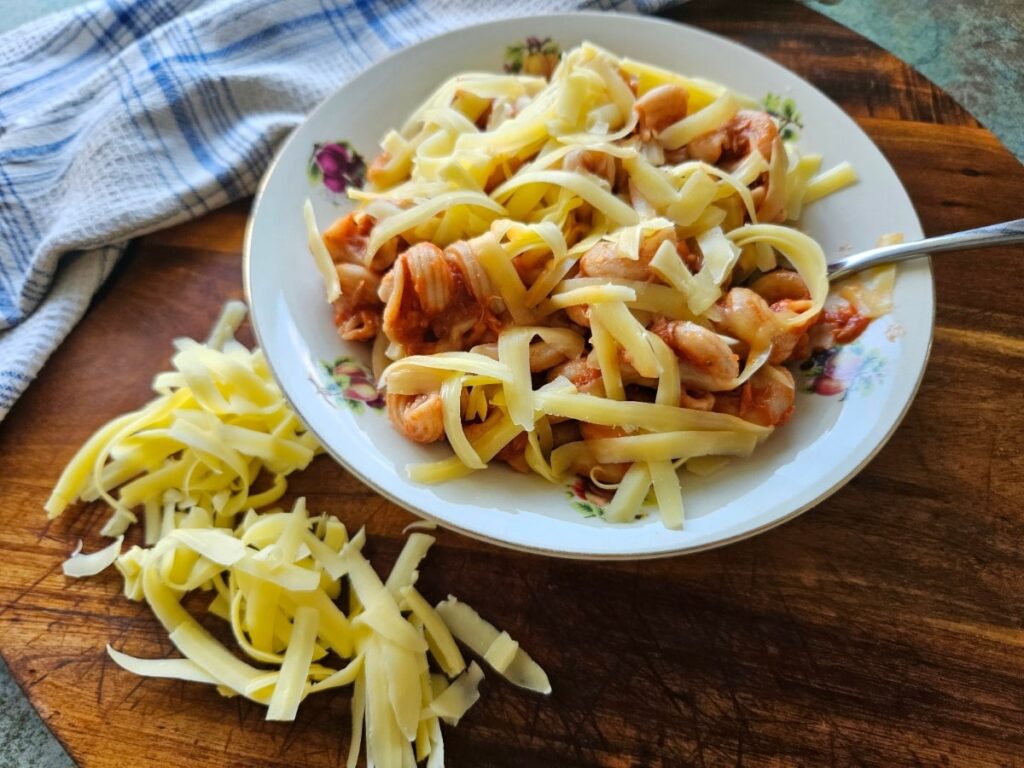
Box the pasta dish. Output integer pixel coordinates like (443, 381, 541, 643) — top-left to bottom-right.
(305, 42, 865, 528)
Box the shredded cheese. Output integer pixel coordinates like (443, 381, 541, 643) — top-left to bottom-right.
(434, 597, 551, 694)
(62, 537, 124, 578)
(803, 161, 858, 205)
(47, 305, 552, 767)
(659, 91, 739, 150)
(304, 200, 341, 302)
(46, 306, 317, 541)
(429, 662, 484, 726)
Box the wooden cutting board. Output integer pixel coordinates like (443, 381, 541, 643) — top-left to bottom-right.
(2, 1, 1023, 765)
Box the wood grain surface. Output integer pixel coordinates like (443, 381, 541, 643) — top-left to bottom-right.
(2, 1, 1023, 766)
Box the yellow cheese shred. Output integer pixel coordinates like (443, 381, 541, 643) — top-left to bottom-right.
(648, 460, 684, 530)
(434, 597, 551, 695)
(482, 631, 519, 674)
(367, 190, 506, 259)
(106, 646, 219, 685)
(649, 239, 718, 315)
(588, 302, 660, 378)
(386, 532, 436, 596)
(62, 536, 124, 578)
(727, 224, 829, 329)
(603, 462, 652, 523)
(497, 327, 538, 430)
(492, 170, 639, 226)
(429, 662, 484, 726)
(533, 390, 770, 435)
(538, 283, 636, 314)
(803, 161, 858, 205)
(441, 374, 486, 469)
(401, 586, 467, 678)
(589, 313, 624, 400)
(304, 199, 341, 302)
(551, 430, 761, 471)
(658, 91, 739, 150)
(407, 410, 522, 484)
(267, 605, 319, 720)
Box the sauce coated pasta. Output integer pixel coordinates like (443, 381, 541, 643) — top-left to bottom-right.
(306, 42, 867, 528)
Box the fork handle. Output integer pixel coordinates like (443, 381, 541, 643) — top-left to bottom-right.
(826, 218, 1024, 281)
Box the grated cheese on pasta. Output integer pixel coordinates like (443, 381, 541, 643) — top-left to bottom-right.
(308, 41, 869, 528)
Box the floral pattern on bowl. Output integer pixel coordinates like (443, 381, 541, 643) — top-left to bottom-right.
(566, 476, 614, 518)
(762, 93, 804, 141)
(314, 356, 384, 412)
(309, 141, 365, 195)
(801, 342, 888, 400)
(504, 37, 561, 78)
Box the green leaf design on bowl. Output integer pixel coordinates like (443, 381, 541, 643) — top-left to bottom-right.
(504, 36, 561, 79)
(566, 475, 614, 518)
(763, 92, 804, 141)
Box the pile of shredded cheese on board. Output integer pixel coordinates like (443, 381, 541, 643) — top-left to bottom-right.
(50, 302, 549, 767)
(309, 42, 866, 529)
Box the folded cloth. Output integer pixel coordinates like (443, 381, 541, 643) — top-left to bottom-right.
(0, 0, 676, 422)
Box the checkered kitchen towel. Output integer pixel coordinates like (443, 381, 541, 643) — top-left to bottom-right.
(0, 0, 677, 421)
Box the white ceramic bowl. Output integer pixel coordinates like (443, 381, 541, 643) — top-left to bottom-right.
(245, 13, 932, 559)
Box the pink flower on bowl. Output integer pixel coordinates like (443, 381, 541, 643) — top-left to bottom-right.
(309, 141, 366, 194)
(318, 356, 384, 411)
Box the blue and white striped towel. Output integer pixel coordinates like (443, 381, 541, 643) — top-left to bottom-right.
(0, 0, 676, 422)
